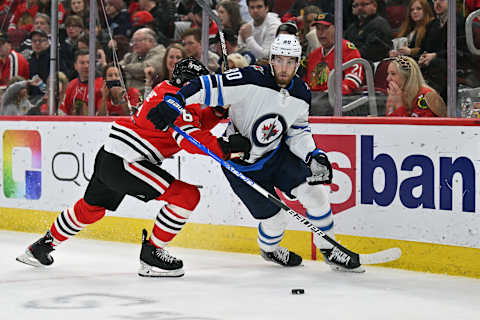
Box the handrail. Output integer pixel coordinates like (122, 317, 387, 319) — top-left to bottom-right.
(327, 58, 378, 116)
(465, 9, 480, 55)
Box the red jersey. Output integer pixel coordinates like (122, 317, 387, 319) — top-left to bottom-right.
(104, 80, 224, 163)
(0, 49, 29, 86)
(388, 87, 438, 117)
(304, 39, 363, 95)
(106, 87, 141, 116)
(8, 2, 65, 31)
(59, 78, 103, 115)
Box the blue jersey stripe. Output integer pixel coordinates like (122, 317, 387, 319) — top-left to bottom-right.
(202, 75, 211, 105)
(216, 74, 224, 106)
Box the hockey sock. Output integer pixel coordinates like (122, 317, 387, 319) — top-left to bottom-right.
(49, 198, 106, 246)
(149, 204, 192, 248)
(257, 210, 288, 252)
(292, 182, 335, 249)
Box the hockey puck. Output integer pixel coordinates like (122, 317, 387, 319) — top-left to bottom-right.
(291, 289, 305, 295)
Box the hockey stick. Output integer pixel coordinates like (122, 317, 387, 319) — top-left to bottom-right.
(195, 0, 229, 71)
(172, 125, 401, 266)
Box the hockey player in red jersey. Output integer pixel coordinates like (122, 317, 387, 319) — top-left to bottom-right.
(16, 58, 251, 277)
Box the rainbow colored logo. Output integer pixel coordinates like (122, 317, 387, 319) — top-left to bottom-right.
(3, 130, 42, 199)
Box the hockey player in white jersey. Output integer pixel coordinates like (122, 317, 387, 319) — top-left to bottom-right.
(148, 34, 364, 272)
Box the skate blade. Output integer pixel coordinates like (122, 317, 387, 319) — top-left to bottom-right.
(328, 264, 365, 273)
(138, 262, 185, 278)
(16, 250, 46, 267)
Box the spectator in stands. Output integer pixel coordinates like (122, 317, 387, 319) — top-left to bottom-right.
(386, 55, 446, 117)
(19, 13, 51, 60)
(227, 52, 249, 68)
(217, 0, 245, 35)
(76, 34, 107, 77)
(65, 0, 89, 27)
(8, 0, 38, 32)
(238, 0, 281, 60)
(37, 0, 66, 26)
(389, 0, 434, 58)
(145, 43, 187, 90)
(59, 50, 103, 115)
(181, 27, 219, 72)
(29, 72, 69, 115)
(28, 29, 50, 100)
(120, 28, 166, 93)
(211, 28, 255, 72)
(283, 0, 334, 21)
(298, 5, 321, 56)
(105, 34, 131, 63)
(60, 15, 85, 80)
(344, 0, 393, 62)
(304, 12, 364, 116)
(0, 32, 30, 87)
(0, 76, 41, 115)
(98, 63, 140, 116)
(104, 0, 132, 38)
(138, 0, 174, 39)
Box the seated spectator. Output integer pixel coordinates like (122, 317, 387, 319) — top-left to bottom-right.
(120, 28, 166, 93)
(217, 0, 245, 35)
(0, 76, 42, 115)
(37, 0, 66, 26)
(389, 0, 434, 59)
(65, 0, 89, 28)
(0, 32, 30, 87)
(130, 10, 169, 47)
(19, 13, 51, 60)
(298, 5, 321, 56)
(386, 55, 446, 117)
(145, 43, 187, 93)
(344, 0, 393, 63)
(139, 0, 174, 39)
(76, 34, 107, 76)
(8, 0, 38, 32)
(282, 0, 333, 22)
(59, 50, 103, 115)
(181, 27, 219, 72)
(28, 29, 50, 100)
(98, 63, 140, 116)
(227, 52, 249, 68)
(304, 13, 363, 115)
(238, 0, 281, 60)
(60, 15, 85, 80)
(29, 72, 69, 115)
(105, 34, 131, 63)
(104, 0, 132, 38)
(211, 28, 255, 72)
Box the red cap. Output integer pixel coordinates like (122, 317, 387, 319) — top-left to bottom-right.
(131, 11, 153, 27)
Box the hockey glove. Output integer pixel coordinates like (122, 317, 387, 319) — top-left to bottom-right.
(211, 105, 229, 119)
(147, 93, 185, 131)
(306, 149, 332, 185)
(217, 134, 252, 160)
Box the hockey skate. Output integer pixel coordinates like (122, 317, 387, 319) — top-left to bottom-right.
(138, 229, 185, 277)
(16, 232, 55, 267)
(261, 246, 302, 267)
(320, 247, 365, 273)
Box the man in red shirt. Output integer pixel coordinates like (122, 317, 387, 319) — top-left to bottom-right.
(0, 32, 29, 86)
(303, 13, 363, 115)
(17, 58, 251, 277)
(59, 50, 103, 115)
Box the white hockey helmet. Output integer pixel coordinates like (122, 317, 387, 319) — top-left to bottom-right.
(269, 34, 302, 73)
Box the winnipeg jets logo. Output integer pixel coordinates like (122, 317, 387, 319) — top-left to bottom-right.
(252, 113, 286, 147)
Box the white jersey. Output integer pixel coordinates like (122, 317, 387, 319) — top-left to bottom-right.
(178, 65, 316, 169)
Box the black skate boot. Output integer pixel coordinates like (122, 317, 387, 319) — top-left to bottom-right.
(320, 247, 365, 273)
(138, 229, 184, 277)
(261, 246, 302, 267)
(16, 232, 55, 267)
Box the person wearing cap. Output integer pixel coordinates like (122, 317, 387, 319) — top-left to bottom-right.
(211, 28, 255, 72)
(303, 12, 363, 116)
(344, 0, 392, 63)
(0, 32, 30, 87)
(19, 13, 52, 61)
(238, 0, 281, 60)
(104, 0, 132, 38)
(139, 0, 175, 39)
(28, 29, 50, 100)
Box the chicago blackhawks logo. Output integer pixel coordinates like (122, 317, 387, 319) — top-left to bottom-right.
(310, 62, 329, 89)
(416, 94, 428, 109)
(252, 113, 287, 147)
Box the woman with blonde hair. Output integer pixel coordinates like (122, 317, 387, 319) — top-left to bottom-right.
(389, 0, 434, 58)
(227, 53, 249, 69)
(386, 55, 446, 117)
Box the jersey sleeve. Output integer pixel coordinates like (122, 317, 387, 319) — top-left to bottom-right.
(342, 42, 363, 95)
(171, 104, 224, 157)
(285, 105, 316, 162)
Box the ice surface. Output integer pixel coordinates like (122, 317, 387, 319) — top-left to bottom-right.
(1, 230, 479, 320)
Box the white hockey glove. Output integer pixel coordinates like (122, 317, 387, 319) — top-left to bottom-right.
(306, 149, 332, 185)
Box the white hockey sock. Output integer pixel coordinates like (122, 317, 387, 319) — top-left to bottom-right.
(257, 210, 288, 252)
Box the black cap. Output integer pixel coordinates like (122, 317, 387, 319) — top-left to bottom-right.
(312, 12, 334, 27)
(0, 31, 10, 42)
(210, 28, 238, 45)
(30, 29, 48, 39)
